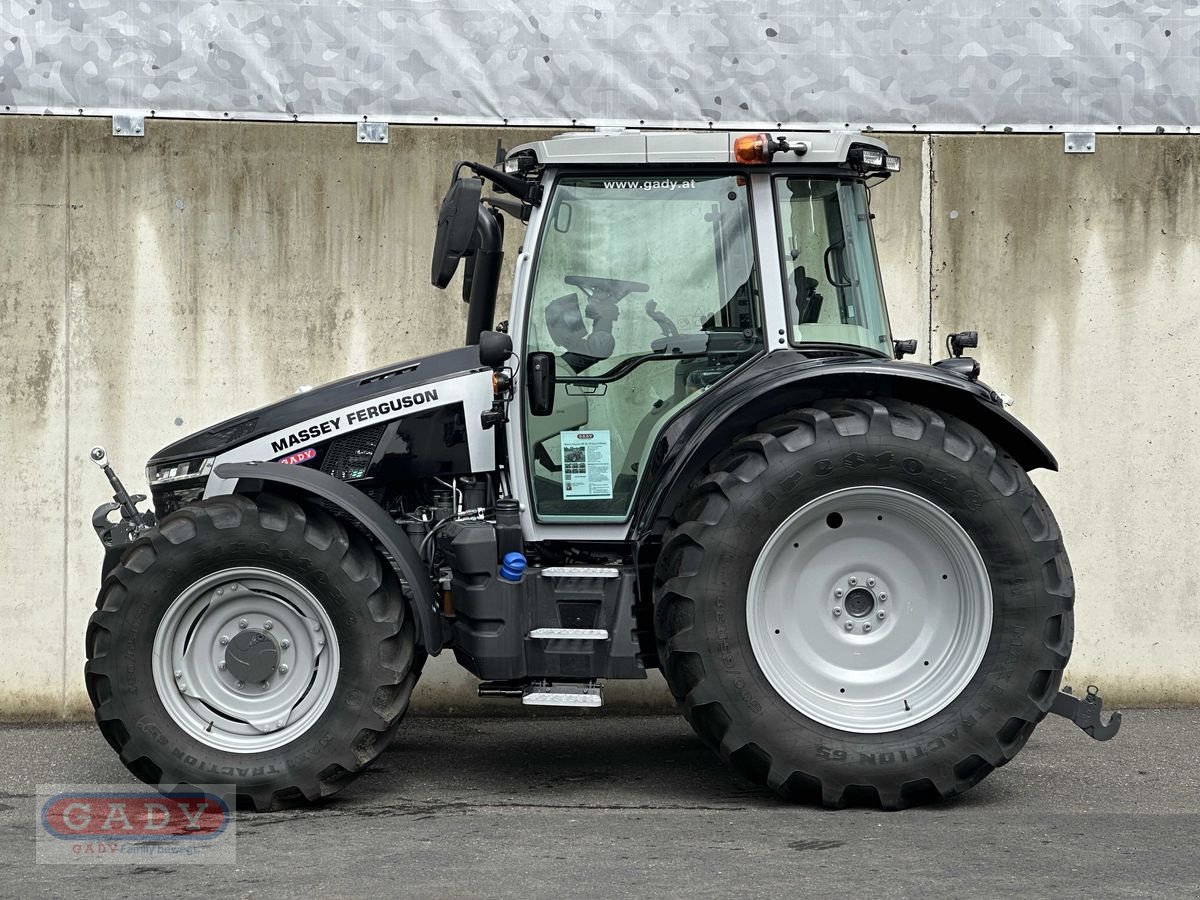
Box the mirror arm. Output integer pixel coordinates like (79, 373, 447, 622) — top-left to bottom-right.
(464, 206, 504, 346)
(463, 161, 544, 207)
(487, 194, 526, 219)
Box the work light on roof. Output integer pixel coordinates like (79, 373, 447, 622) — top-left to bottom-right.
(849, 146, 901, 172)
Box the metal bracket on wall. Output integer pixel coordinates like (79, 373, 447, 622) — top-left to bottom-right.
(1064, 132, 1095, 153)
(112, 114, 144, 137)
(356, 121, 388, 144)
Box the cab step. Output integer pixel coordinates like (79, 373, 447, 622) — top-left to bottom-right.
(522, 682, 603, 708)
(539, 566, 620, 579)
(528, 627, 609, 640)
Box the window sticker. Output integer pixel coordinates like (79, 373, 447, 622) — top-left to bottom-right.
(560, 431, 613, 500)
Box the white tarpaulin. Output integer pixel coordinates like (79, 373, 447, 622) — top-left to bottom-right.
(1, 1, 1197, 130)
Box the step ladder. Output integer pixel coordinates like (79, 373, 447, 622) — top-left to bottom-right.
(477, 680, 604, 708)
(539, 566, 620, 579)
(528, 627, 609, 640)
(522, 681, 603, 708)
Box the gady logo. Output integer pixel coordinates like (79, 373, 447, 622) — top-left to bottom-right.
(41, 791, 230, 841)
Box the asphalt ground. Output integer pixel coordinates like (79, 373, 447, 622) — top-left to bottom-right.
(0, 710, 1196, 899)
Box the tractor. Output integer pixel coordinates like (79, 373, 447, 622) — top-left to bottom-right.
(86, 129, 1118, 810)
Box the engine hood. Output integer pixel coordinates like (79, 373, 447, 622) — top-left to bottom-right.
(149, 346, 483, 465)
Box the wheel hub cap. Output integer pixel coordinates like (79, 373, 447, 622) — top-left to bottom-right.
(843, 587, 875, 618)
(224, 630, 280, 683)
(746, 486, 993, 734)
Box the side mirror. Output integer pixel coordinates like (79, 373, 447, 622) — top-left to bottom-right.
(527, 352, 556, 416)
(431, 176, 483, 289)
(479, 330, 512, 369)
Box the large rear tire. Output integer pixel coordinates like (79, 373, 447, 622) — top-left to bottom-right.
(85, 493, 421, 810)
(654, 398, 1074, 809)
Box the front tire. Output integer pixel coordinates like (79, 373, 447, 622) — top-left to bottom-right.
(654, 398, 1073, 809)
(85, 494, 421, 810)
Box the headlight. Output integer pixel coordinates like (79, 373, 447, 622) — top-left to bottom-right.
(147, 457, 214, 485)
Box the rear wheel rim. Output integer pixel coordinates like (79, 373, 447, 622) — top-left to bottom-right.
(746, 486, 992, 733)
(152, 566, 341, 753)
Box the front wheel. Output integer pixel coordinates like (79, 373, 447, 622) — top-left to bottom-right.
(654, 398, 1074, 809)
(85, 494, 421, 810)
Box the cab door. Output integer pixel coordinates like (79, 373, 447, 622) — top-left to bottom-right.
(519, 172, 764, 523)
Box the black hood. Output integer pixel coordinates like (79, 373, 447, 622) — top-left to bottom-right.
(149, 346, 482, 465)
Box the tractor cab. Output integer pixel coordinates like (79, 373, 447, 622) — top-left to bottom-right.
(433, 130, 902, 530)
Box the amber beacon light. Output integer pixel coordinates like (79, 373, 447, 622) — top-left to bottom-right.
(733, 133, 772, 164)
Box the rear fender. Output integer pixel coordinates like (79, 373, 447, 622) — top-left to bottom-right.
(213, 461, 444, 654)
(631, 352, 1057, 539)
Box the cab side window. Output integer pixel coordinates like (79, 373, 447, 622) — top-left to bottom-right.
(524, 174, 762, 521)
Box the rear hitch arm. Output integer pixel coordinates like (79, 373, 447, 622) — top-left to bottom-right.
(1048, 684, 1122, 741)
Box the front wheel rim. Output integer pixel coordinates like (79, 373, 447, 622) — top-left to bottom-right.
(746, 486, 993, 733)
(152, 566, 341, 753)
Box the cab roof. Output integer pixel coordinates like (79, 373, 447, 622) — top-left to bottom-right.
(507, 129, 889, 167)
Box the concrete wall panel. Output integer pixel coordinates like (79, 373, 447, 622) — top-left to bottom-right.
(931, 135, 1200, 704)
(0, 121, 69, 716)
(2, 117, 1195, 718)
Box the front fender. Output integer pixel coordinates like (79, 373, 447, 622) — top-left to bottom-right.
(631, 351, 1057, 538)
(213, 461, 444, 654)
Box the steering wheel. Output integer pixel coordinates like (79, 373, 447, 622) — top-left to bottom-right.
(564, 274, 676, 341)
(563, 275, 649, 305)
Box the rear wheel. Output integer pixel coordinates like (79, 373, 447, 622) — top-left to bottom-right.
(85, 494, 421, 810)
(654, 398, 1074, 809)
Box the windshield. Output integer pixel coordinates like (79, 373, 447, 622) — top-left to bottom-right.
(522, 173, 762, 521)
(775, 178, 892, 354)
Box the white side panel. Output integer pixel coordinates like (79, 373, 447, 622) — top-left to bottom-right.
(205, 369, 496, 495)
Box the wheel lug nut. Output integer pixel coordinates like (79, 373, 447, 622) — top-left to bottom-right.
(832, 607, 842, 617)
(238, 619, 248, 629)
(236, 680, 245, 689)
(178, 683, 186, 692)
(174, 670, 182, 679)
(879, 593, 887, 601)
(219, 635, 230, 645)
(278, 664, 289, 674)
(318, 637, 325, 646)
(878, 610, 887, 620)
(867, 578, 876, 587)
(218, 661, 227, 670)
(281, 640, 290, 650)
(215, 588, 223, 596)
(863, 623, 872, 632)
(313, 623, 321, 632)
(848, 576, 857, 586)
(834, 589, 843, 598)
(262, 681, 270, 689)
(230, 584, 239, 591)
(844, 621, 854, 632)
(264, 620, 273, 630)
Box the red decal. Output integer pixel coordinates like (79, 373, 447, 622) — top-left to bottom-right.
(277, 448, 316, 465)
(41, 792, 230, 840)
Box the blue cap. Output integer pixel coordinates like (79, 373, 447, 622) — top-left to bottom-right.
(499, 551, 527, 583)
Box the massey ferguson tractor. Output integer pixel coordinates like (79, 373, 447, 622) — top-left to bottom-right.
(85, 130, 1119, 810)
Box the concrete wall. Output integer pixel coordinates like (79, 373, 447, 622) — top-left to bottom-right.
(0, 118, 1195, 718)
